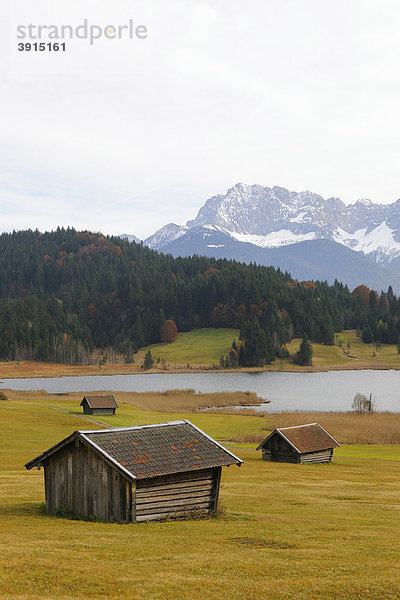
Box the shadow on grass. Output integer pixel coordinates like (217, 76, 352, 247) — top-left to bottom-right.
(0, 501, 45, 517)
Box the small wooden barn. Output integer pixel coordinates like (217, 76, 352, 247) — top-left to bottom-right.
(256, 423, 340, 464)
(80, 394, 118, 415)
(25, 420, 242, 522)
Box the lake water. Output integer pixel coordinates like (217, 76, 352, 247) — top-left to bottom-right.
(1, 370, 399, 412)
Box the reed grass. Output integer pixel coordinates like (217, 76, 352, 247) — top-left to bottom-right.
(231, 411, 400, 445)
(116, 389, 264, 412)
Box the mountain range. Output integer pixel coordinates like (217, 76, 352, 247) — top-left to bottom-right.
(127, 184, 400, 292)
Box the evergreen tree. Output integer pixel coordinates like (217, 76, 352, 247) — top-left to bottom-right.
(265, 331, 275, 364)
(0, 228, 398, 364)
(295, 335, 313, 366)
(142, 350, 154, 370)
(238, 343, 246, 367)
(239, 318, 273, 366)
(362, 326, 374, 344)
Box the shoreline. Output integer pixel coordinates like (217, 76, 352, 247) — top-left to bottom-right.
(0, 359, 400, 380)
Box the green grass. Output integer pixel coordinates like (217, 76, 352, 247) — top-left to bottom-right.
(141, 328, 400, 370)
(143, 327, 240, 365)
(287, 329, 400, 369)
(336, 445, 400, 461)
(1, 393, 400, 599)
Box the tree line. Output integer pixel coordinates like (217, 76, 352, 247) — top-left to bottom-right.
(0, 228, 399, 364)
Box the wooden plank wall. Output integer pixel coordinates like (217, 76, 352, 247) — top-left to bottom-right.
(299, 449, 333, 463)
(261, 448, 334, 463)
(135, 468, 221, 522)
(261, 449, 299, 463)
(44, 441, 132, 522)
(261, 433, 299, 463)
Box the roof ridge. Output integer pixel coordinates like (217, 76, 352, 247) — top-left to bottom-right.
(278, 423, 317, 431)
(78, 420, 187, 434)
(25, 419, 243, 478)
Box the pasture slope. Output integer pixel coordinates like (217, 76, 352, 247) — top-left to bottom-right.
(0, 391, 399, 600)
(0, 328, 399, 378)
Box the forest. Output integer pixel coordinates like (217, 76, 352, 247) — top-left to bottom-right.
(0, 228, 399, 364)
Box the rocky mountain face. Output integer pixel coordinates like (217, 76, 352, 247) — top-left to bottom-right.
(120, 233, 141, 244)
(125, 183, 400, 291)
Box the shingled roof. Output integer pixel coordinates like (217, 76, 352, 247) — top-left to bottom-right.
(256, 423, 340, 454)
(80, 395, 118, 409)
(25, 420, 242, 479)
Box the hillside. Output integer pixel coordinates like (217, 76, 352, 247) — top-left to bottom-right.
(141, 328, 400, 371)
(0, 228, 399, 365)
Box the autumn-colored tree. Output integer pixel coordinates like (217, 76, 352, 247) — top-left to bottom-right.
(351, 284, 371, 305)
(160, 320, 178, 343)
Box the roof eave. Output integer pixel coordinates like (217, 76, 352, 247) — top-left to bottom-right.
(256, 430, 278, 451)
(24, 432, 78, 470)
(24, 431, 136, 481)
(316, 423, 340, 448)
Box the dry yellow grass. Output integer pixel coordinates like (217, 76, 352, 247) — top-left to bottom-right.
(1, 393, 400, 600)
(116, 389, 265, 412)
(232, 411, 400, 445)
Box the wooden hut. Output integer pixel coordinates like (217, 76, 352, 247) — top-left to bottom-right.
(80, 394, 118, 415)
(256, 423, 340, 464)
(25, 420, 242, 522)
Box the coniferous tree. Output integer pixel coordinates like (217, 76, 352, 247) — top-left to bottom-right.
(295, 335, 313, 366)
(362, 326, 374, 344)
(142, 350, 154, 370)
(239, 318, 273, 366)
(0, 229, 398, 364)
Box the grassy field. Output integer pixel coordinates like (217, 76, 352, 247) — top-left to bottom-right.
(143, 328, 400, 371)
(1, 391, 400, 600)
(143, 327, 240, 366)
(0, 328, 399, 378)
(286, 329, 400, 370)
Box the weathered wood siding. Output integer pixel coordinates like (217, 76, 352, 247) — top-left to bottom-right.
(81, 400, 115, 415)
(89, 408, 116, 415)
(261, 433, 334, 464)
(135, 467, 221, 522)
(44, 440, 131, 522)
(261, 433, 299, 463)
(299, 449, 333, 464)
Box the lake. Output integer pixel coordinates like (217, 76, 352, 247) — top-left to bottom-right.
(1, 370, 399, 412)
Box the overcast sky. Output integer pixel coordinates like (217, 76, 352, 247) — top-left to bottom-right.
(2, 0, 400, 238)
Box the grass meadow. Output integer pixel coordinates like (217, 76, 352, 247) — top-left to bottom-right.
(0, 329, 399, 378)
(1, 390, 400, 599)
(143, 327, 240, 366)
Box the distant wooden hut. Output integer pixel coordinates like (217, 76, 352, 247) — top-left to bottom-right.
(256, 423, 340, 464)
(25, 420, 242, 522)
(80, 395, 118, 415)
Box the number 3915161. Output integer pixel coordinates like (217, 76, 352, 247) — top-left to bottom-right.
(18, 42, 66, 51)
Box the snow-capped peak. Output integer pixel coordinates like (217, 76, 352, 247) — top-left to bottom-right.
(138, 183, 400, 267)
